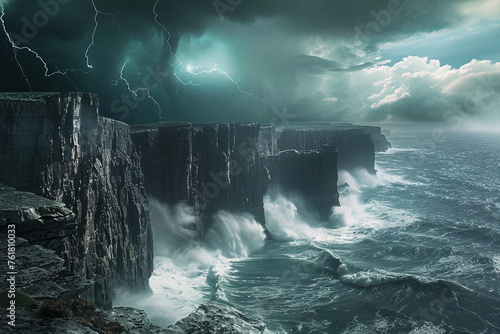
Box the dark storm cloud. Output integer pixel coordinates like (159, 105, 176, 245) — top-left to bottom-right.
(220, 0, 471, 43)
(1, 0, 474, 57)
(0, 0, 498, 124)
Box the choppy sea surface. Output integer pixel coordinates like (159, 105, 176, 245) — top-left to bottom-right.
(118, 127, 500, 333)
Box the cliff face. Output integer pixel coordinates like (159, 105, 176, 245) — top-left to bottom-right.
(132, 123, 268, 237)
(0, 92, 154, 307)
(133, 122, 383, 233)
(257, 125, 278, 156)
(277, 128, 377, 173)
(346, 124, 392, 152)
(263, 145, 339, 218)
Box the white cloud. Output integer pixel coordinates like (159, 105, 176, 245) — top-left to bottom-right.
(322, 97, 338, 103)
(460, 0, 500, 21)
(370, 85, 410, 108)
(338, 56, 500, 122)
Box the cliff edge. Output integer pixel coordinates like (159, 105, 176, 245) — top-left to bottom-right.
(0, 92, 154, 307)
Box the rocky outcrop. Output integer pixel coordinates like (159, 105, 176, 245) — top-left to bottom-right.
(0, 185, 90, 300)
(0, 184, 77, 253)
(0, 92, 154, 307)
(131, 123, 268, 238)
(168, 301, 266, 334)
(273, 123, 391, 173)
(0, 237, 90, 300)
(0, 184, 229, 334)
(1, 298, 265, 334)
(263, 145, 339, 218)
(346, 124, 391, 152)
(277, 127, 377, 173)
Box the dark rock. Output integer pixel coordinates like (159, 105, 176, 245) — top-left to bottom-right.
(277, 127, 377, 173)
(263, 145, 340, 218)
(1, 299, 264, 333)
(0, 297, 172, 333)
(0, 92, 154, 307)
(0, 237, 91, 300)
(98, 307, 172, 333)
(168, 301, 266, 334)
(0, 184, 77, 253)
(320, 123, 392, 152)
(132, 123, 268, 238)
(0, 185, 90, 300)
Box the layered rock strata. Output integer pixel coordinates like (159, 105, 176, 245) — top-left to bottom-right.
(277, 128, 377, 173)
(0, 93, 154, 307)
(262, 145, 340, 218)
(131, 123, 268, 237)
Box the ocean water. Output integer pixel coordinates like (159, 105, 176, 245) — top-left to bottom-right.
(120, 128, 500, 333)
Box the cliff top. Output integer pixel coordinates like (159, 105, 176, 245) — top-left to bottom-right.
(0, 92, 60, 103)
(277, 123, 382, 131)
(131, 121, 261, 132)
(0, 184, 76, 230)
(131, 121, 192, 132)
(0, 184, 69, 212)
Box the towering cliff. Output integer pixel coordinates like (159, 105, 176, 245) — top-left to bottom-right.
(132, 122, 385, 234)
(131, 123, 268, 237)
(277, 127, 377, 173)
(263, 145, 339, 218)
(0, 92, 154, 307)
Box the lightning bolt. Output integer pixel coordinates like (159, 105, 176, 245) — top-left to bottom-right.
(152, 0, 264, 103)
(2, 0, 265, 119)
(0, 4, 83, 90)
(115, 60, 164, 117)
(85, 0, 165, 119)
(0, 5, 32, 90)
(87, 0, 143, 67)
(182, 64, 264, 102)
(1, 4, 86, 90)
(85, 0, 100, 69)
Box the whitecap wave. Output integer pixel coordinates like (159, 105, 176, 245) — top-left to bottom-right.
(204, 211, 266, 258)
(409, 325, 447, 334)
(338, 169, 379, 191)
(339, 271, 403, 288)
(378, 147, 422, 155)
(115, 255, 208, 328)
(207, 256, 232, 302)
(339, 167, 422, 189)
(493, 256, 500, 274)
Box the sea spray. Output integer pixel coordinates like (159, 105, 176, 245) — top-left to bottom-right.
(149, 199, 199, 257)
(264, 192, 316, 241)
(204, 211, 266, 258)
(338, 168, 379, 191)
(115, 200, 266, 327)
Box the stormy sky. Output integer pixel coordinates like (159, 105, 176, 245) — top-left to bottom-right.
(0, 0, 499, 125)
